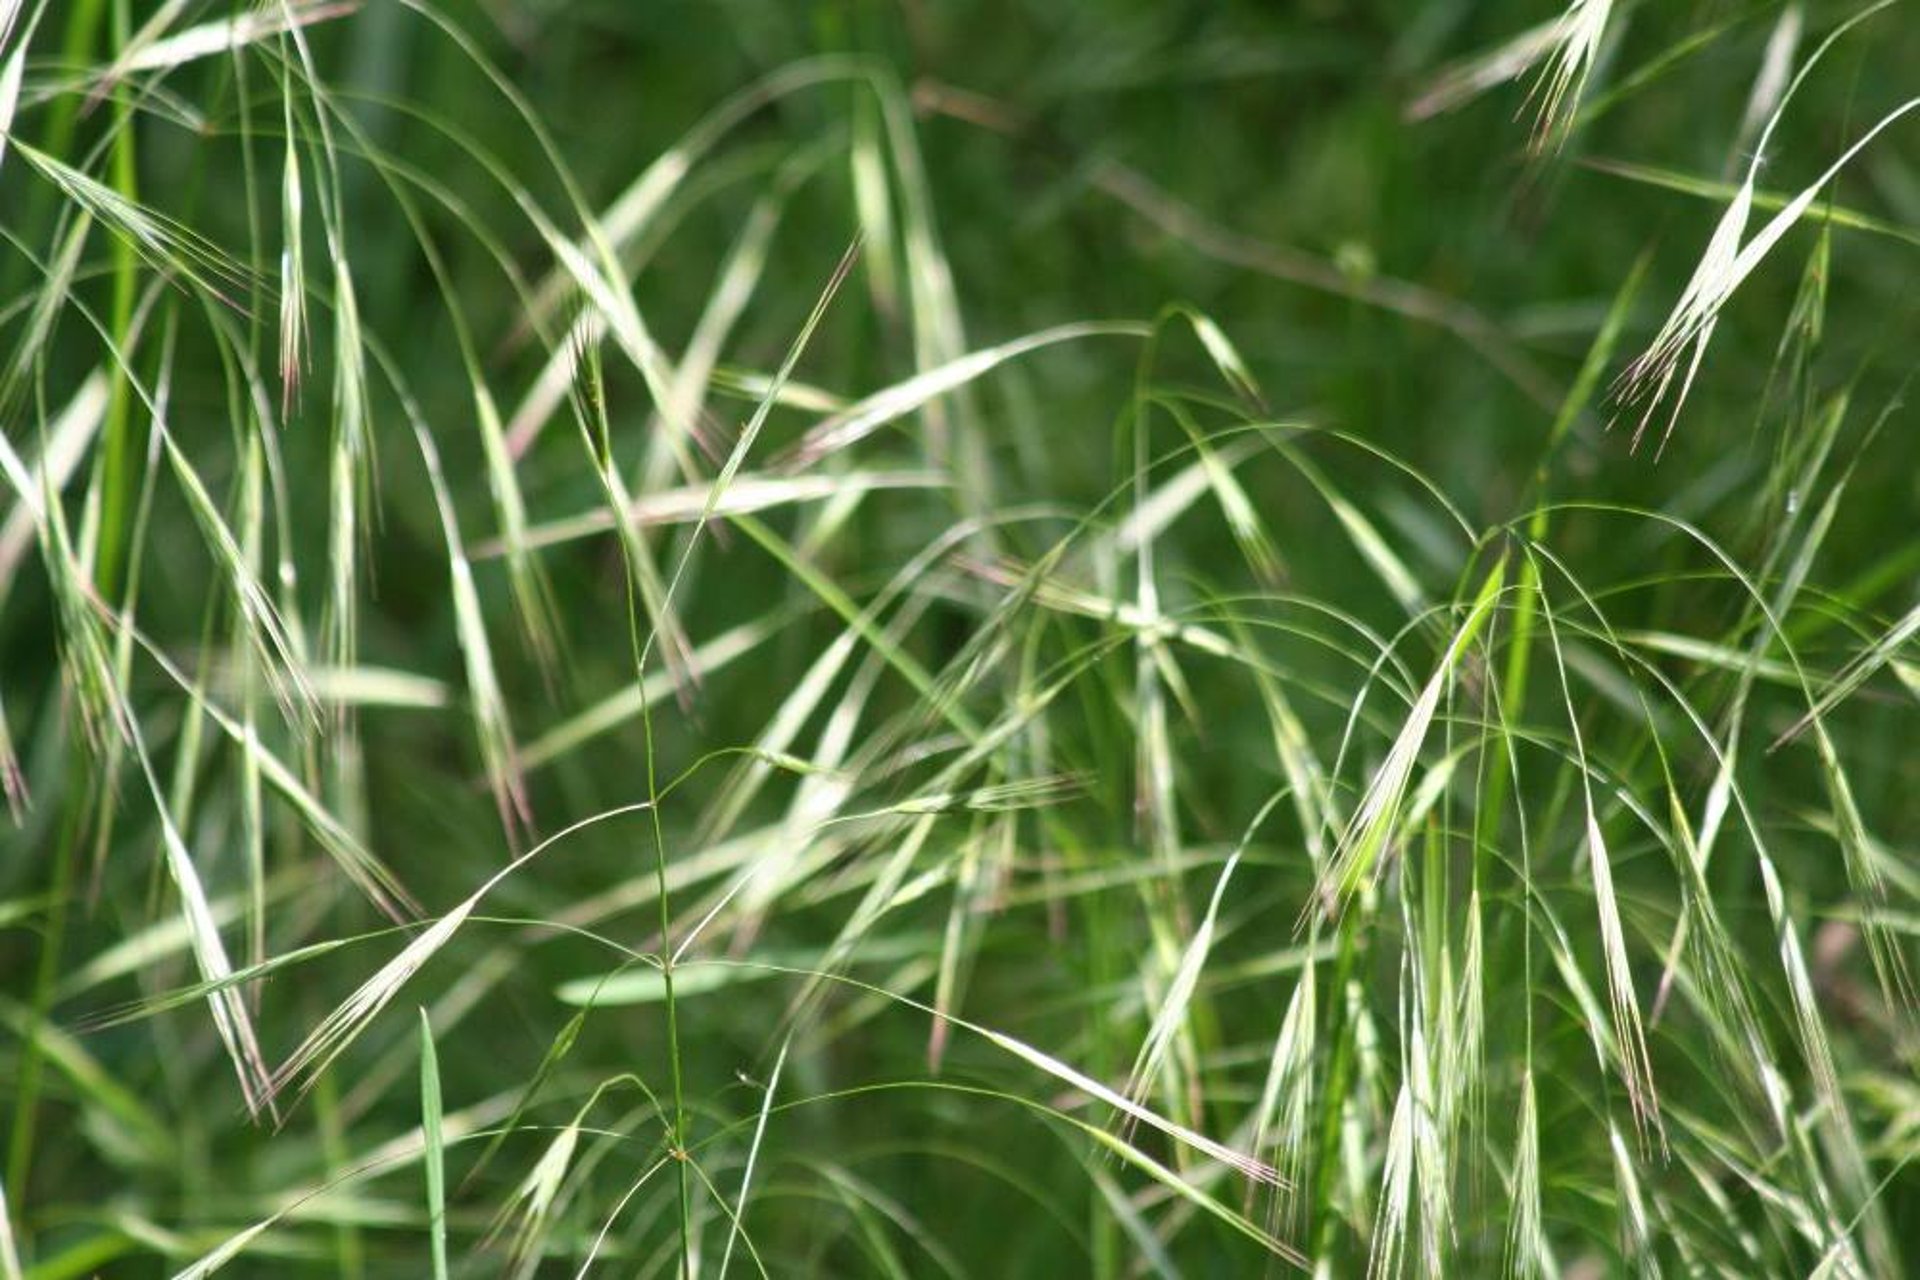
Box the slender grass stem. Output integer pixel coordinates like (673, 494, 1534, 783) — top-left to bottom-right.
(2, 744, 85, 1214)
(93, 0, 142, 600)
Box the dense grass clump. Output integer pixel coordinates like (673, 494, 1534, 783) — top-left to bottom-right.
(1, 2, 1917, 1275)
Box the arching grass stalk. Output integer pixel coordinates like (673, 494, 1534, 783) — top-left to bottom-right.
(93, 0, 140, 600)
(4, 0, 134, 1223)
(620, 240, 861, 1276)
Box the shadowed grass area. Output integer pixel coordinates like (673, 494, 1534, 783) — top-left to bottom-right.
(1, 1, 1917, 1275)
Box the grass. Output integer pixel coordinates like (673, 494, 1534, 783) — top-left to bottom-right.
(1, 0, 1917, 1275)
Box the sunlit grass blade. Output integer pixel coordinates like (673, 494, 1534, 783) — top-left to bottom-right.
(15, 140, 260, 305)
(0, 1172, 20, 1280)
(124, 620, 415, 918)
(404, 411, 533, 845)
(1615, 5, 1917, 449)
(419, 1010, 448, 1280)
(1407, 19, 1562, 123)
(1535, 561, 1663, 1147)
(520, 613, 787, 771)
(1772, 602, 1919, 748)
(155, 425, 316, 727)
(1578, 157, 1920, 249)
(267, 803, 652, 1105)
(784, 322, 1147, 467)
(1124, 793, 1284, 1117)
(136, 721, 275, 1120)
(1309, 557, 1504, 920)
(0, 38, 24, 178)
(717, 1038, 787, 1280)
(277, 140, 306, 416)
(487, 470, 942, 557)
(101, 0, 353, 79)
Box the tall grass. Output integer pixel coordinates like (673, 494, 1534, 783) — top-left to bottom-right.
(1, 2, 1916, 1275)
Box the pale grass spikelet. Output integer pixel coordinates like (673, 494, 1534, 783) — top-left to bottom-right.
(976, 1019, 1283, 1188)
(1585, 810, 1663, 1146)
(1526, 0, 1613, 151)
(157, 429, 318, 728)
(1124, 795, 1281, 1120)
(0, 42, 24, 179)
(497, 1123, 579, 1277)
(1615, 174, 1753, 455)
(1249, 959, 1315, 1232)
(277, 141, 306, 418)
(268, 904, 471, 1108)
(783, 321, 1146, 468)
(408, 408, 534, 847)
(1615, 3, 1919, 451)
(1398, 930, 1448, 1277)
(1367, 1079, 1417, 1280)
(0, 1175, 20, 1280)
(15, 142, 259, 306)
(1539, 563, 1664, 1146)
(77, 596, 279, 1119)
(152, 777, 276, 1119)
(1617, 100, 1920, 450)
(1407, 19, 1562, 125)
(1732, 6, 1804, 169)
(489, 470, 942, 558)
(87, 0, 354, 102)
(1505, 1071, 1552, 1277)
(327, 261, 371, 678)
(113, 2, 355, 77)
(171, 1221, 274, 1280)
(1308, 558, 1504, 922)
(1609, 1124, 1662, 1277)
(1442, 892, 1486, 1146)
(1774, 602, 1920, 748)
(451, 552, 533, 845)
(266, 803, 654, 1108)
